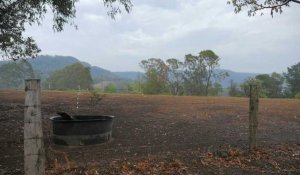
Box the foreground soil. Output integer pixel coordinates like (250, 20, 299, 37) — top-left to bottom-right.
(0, 90, 300, 174)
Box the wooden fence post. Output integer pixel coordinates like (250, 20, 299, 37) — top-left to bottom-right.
(24, 79, 45, 175)
(249, 83, 259, 152)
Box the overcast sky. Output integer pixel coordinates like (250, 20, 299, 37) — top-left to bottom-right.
(25, 0, 300, 73)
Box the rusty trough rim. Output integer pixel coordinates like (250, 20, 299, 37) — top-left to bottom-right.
(49, 115, 115, 123)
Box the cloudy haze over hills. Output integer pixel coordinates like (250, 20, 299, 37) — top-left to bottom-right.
(0, 55, 258, 88)
(25, 0, 300, 73)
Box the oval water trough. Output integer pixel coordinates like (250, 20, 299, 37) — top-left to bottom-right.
(50, 115, 115, 146)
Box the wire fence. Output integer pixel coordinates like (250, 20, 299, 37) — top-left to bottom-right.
(1, 88, 300, 174)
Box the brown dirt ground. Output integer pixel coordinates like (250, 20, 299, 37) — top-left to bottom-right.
(0, 90, 300, 174)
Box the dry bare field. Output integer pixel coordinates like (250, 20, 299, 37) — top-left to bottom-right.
(0, 90, 300, 174)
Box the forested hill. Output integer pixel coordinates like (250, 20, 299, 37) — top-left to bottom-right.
(0, 55, 123, 82)
(28, 55, 90, 78)
(28, 55, 119, 81)
(0, 55, 133, 90)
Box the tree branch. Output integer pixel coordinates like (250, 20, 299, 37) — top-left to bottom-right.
(251, 0, 290, 10)
(291, 0, 300, 4)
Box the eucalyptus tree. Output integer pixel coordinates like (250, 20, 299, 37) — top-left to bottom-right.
(285, 62, 300, 97)
(183, 53, 207, 95)
(199, 50, 228, 96)
(139, 58, 169, 94)
(0, 60, 35, 88)
(47, 63, 93, 90)
(240, 78, 266, 97)
(184, 50, 227, 96)
(255, 72, 284, 98)
(166, 58, 184, 96)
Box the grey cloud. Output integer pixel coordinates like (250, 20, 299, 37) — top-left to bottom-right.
(24, 0, 300, 72)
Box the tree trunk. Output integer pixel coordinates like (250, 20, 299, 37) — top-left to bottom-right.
(205, 68, 212, 96)
(24, 79, 45, 175)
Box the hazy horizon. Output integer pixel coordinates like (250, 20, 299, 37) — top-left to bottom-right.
(27, 54, 272, 74)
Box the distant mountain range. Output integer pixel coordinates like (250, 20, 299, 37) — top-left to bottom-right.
(219, 70, 258, 88)
(0, 55, 258, 88)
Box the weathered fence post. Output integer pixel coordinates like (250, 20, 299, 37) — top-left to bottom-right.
(76, 85, 81, 113)
(249, 83, 259, 152)
(24, 79, 45, 175)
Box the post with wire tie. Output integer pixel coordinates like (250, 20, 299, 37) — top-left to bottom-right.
(76, 85, 81, 113)
(249, 83, 259, 152)
(24, 79, 45, 175)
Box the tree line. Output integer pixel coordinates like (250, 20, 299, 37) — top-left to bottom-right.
(45, 63, 117, 93)
(136, 50, 227, 96)
(129, 50, 300, 99)
(0, 60, 35, 88)
(228, 62, 300, 98)
(0, 57, 299, 99)
(0, 62, 117, 93)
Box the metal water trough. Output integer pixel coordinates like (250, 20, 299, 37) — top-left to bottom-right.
(50, 114, 114, 146)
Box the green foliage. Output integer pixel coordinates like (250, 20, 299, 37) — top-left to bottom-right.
(166, 58, 184, 96)
(228, 0, 300, 17)
(183, 50, 227, 96)
(240, 78, 267, 98)
(105, 83, 117, 93)
(136, 56, 294, 100)
(285, 62, 300, 97)
(0, 60, 35, 88)
(183, 53, 207, 96)
(141, 70, 169, 94)
(295, 92, 300, 99)
(47, 63, 93, 90)
(139, 58, 169, 95)
(139, 50, 227, 96)
(200, 50, 226, 96)
(0, 0, 132, 60)
(255, 72, 284, 98)
(233, 72, 286, 98)
(208, 82, 223, 96)
(127, 81, 142, 94)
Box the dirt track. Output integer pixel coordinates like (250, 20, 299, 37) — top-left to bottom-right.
(0, 90, 300, 174)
